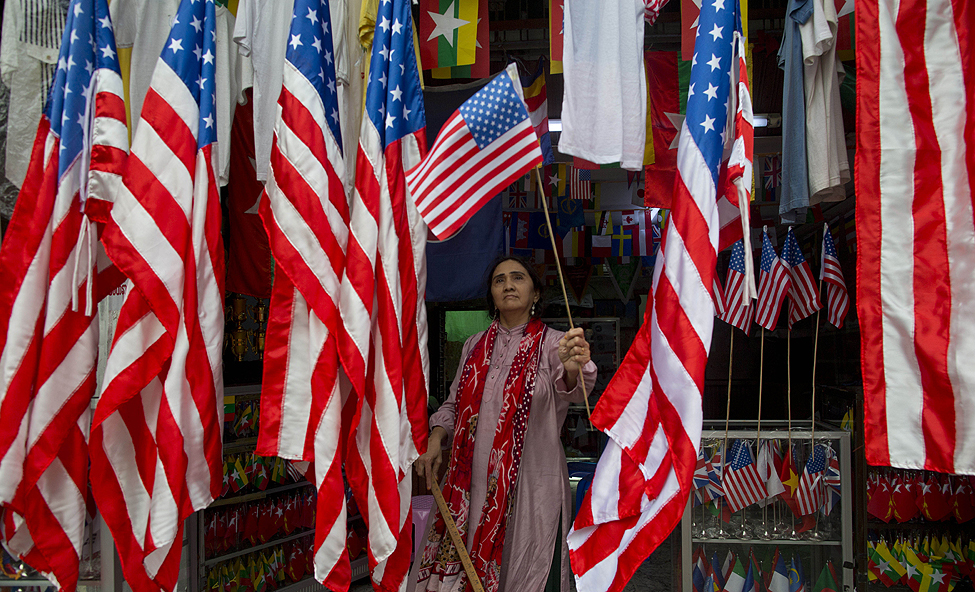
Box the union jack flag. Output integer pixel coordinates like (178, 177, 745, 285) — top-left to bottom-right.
(763, 155, 781, 202)
(821, 445, 841, 516)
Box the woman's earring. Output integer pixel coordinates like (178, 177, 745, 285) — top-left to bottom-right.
(531, 301, 536, 316)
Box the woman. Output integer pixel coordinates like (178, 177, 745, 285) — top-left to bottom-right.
(414, 255, 597, 592)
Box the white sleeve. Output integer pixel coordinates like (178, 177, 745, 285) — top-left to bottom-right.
(233, 0, 253, 57)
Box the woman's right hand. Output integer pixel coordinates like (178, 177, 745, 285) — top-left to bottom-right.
(416, 426, 447, 490)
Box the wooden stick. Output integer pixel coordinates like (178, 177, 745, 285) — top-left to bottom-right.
(535, 166, 591, 421)
(811, 274, 824, 443)
(757, 328, 765, 441)
(787, 329, 792, 450)
(431, 480, 486, 592)
(723, 331, 735, 475)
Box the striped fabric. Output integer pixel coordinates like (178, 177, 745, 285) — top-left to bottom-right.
(0, 2, 126, 590)
(723, 440, 767, 512)
(566, 0, 744, 589)
(255, 1, 353, 588)
(718, 240, 755, 334)
(781, 227, 822, 329)
(89, 1, 224, 591)
(858, 0, 975, 476)
(339, 0, 430, 587)
(754, 230, 789, 331)
(819, 222, 849, 329)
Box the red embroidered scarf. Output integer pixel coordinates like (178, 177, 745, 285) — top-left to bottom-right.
(417, 318, 547, 592)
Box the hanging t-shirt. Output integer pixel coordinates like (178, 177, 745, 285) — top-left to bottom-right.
(777, 0, 813, 224)
(558, 0, 647, 171)
(799, 0, 850, 205)
(111, 0, 244, 186)
(0, 0, 66, 188)
(233, 0, 294, 182)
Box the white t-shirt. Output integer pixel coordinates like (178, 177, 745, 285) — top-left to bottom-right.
(558, 0, 647, 171)
(110, 0, 244, 186)
(1, 0, 64, 187)
(233, 0, 294, 182)
(799, 0, 850, 204)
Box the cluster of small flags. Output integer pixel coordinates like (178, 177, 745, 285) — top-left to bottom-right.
(205, 491, 316, 557)
(867, 470, 975, 523)
(868, 535, 975, 592)
(693, 440, 841, 528)
(221, 453, 296, 496)
(692, 547, 841, 592)
(206, 533, 315, 592)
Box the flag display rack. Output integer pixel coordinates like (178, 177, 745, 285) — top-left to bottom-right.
(679, 423, 853, 592)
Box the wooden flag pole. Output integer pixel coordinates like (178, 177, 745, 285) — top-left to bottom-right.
(431, 480, 486, 592)
(723, 330, 735, 479)
(787, 328, 792, 451)
(757, 328, 765, 441)
(535, 166, 591, 421)
(810, 275, 825, 444)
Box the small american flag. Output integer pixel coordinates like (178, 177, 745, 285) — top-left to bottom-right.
(796, 445, 828, 516)
(570, 166, 592, 200)
(723, 440, 768, 512)
(782, 227, 822, 328)
(819, 223, 849, 328)
(408, 63, 542, 239)
(719, 240, 755, 334)
(713, 275, 727, 317)
(755, 230, 790, 330)
(821, 446, 841, 516)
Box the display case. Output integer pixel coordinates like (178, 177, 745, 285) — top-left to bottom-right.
(680, 421, 854, 592)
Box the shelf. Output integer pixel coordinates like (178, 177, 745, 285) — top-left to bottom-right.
(204, 529, 314, 567)
(351, 556, 369, 582)
(210, 479, 313, 508)
(692, 538, 842, 546)
(223, 437, 258, 455)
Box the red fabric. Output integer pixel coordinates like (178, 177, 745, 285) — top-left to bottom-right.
(890, 473, 919, 523)
(643, 51, 680, 209)
(225, 89, 272, 298)
(866, 474, 893, 522)
(680, 0, 700, 60)
(418, 319, 547, 592)
(917, 475, 952, 521)
(954, 478, 975, 523)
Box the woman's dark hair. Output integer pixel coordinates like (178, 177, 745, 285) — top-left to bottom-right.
(484, 254, 545, 319)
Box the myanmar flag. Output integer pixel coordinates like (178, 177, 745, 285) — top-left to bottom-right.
(420, 0, 487, 78)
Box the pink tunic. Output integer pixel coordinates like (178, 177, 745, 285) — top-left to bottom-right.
(425, 322, 597, 592)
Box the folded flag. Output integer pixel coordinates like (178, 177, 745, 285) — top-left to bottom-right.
(755, 229, 790, 330)
(768, 551, 791, 592)
(724, 440, 768, 512)
(782, 227, 823, 328)
(789, 556, 806, 592)
(813, 562, 840, 592)
(820, 222, 849, 328)
(408, 62, 543, 239)
(796, 445, 828, 516)
(822, 445, 841, 516)
(724, 555, 749, 592)
(719, 239, 755, 334)
(891, 473, 919, 523)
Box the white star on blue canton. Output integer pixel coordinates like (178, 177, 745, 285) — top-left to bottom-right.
(379, 45, 389, 60)
(713, 0, 726, 10)
(74, 3, 83, 16)
(704, 83, 718, 101)
(100, 44, 115, 59)
(709, 24, 723, 41)
(324, 50, 333, 65)
(190, 16, 202, 32)
(312, 36, 322, 52)
(203, 49, 214, 65)
(306, 7, 318, 24)
(290, 34, 302, 50)
(392, 19, 403, 35)
(707, 53, 722, 71)
(700, 114, 716, 132)
(378, 15, 391, 33)
(403, 105, 411, 121)
(390, 85, 403, 102)
(194, 44, 203, 60)
(99, 15, 111, 28)
(386, 112, 396, 128)
(169, 38, 183, 53)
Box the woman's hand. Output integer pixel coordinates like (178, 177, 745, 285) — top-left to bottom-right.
(415, 426, 447, 490)
(558, 327, 591, 390)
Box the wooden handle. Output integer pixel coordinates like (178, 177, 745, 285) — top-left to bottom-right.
(430, 480, 486, 592)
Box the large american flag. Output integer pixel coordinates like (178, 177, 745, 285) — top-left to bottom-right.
(566, 0, 743, 588)
(858, 0, 975, 476)
(89, 0, 225, 590)
(754, 230, 790, 331)
(719, 240, 754, 334)
(339, 0, 430, 587)
(407, 63, 542, 240)
(819, 222, 849, 329)
(795, 445, 827, 516)
(0, 1, 126, 589)
(256, 0, 352, 588)
(782, 227, 822, 329)
(723, 440, 768, 512)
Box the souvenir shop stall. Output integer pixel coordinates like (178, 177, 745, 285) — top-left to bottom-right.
(0, 0, 972, 592)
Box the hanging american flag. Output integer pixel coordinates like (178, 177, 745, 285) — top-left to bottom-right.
(858, 0, 975, 478)
(339, 0, 430, 587)
(718, 240, 755, 334)
(782, 227, 822, 328)
(754, 230, 790, 331)
(819, 222, 849, 329)
(570, 165, 591, 200)
(256, 0, 352, 588)
(795, 445, 828, 516)
(89, 0, 224, 590)
(723, 440, 768, 512)
(567, 0, 743, 588)
(713, 275, 727, 317)
(407, 63, 543, 240)
(0, 1, 126, 589)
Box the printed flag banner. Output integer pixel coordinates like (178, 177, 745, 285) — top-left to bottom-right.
(521, 59, 556, 165)
(419, 0, 478, 70)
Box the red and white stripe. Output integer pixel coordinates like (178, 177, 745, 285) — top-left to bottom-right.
(712, 275, 726, 317)
(257, 49, 354, 589)
(569, 165, 591, 200)
(90, 54, 224, 592)
(819, 223, 849, 329)
(0, 46, 127, 592)
(857, 0, 975, 476)
(723, 445, 767, 512)
(754, 234, 789, 331)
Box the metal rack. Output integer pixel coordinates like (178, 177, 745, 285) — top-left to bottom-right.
(679, 421, 854, 592)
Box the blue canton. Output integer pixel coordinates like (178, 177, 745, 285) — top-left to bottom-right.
(684, 0, 738, 187)
(458, 72, 530, 150)
(806, 445, 826, 473)
(729, 239, 746, 273)
(365, 0, 425, 148)
(823, 225, 839, 258)
(49, 0, 120, 180)
(781, 228, 806, 268)
(730, 440, 753, 470)
(160, 0, 218, 149)
(286, 0, 341, 150)
(760, 232, 779, 273)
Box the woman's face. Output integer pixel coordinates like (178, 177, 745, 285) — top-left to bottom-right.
(490, 260, 538, 318)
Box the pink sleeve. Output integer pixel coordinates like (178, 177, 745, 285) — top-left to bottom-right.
(428, 333, 480, 447)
